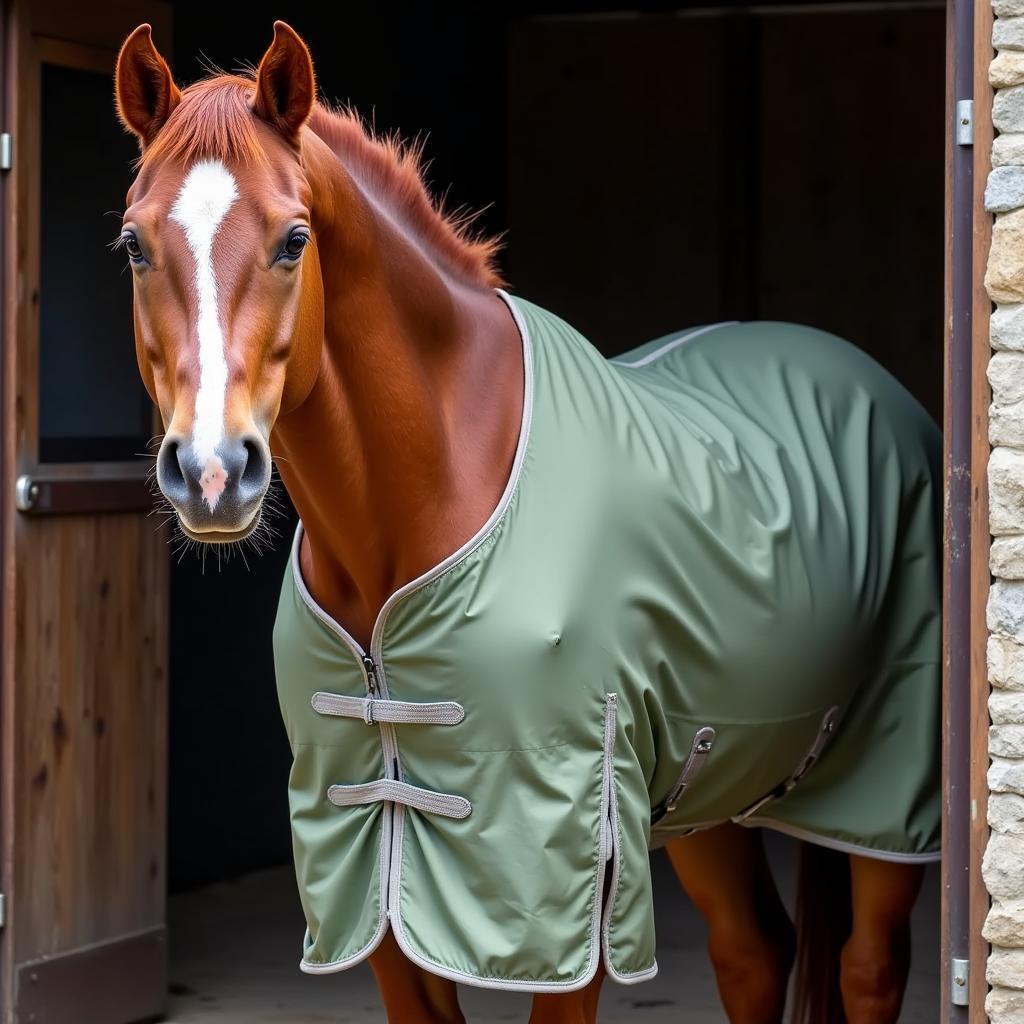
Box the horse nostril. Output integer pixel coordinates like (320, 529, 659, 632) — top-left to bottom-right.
(240, 438, 266, 492)
(156, 437, 191, 505)
(226, 434, 270, 509)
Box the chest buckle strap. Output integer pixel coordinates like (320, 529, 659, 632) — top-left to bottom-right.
(311, 691, 466, 726)
(651, 726, 716, 825)
(327, 779, 472, 819)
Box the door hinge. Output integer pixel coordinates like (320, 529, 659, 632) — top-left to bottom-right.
(956, 100, 973, 146)
(0, 133, 11, 170)
(0, 893, 8, 928)
(951, 956, 969, 1006)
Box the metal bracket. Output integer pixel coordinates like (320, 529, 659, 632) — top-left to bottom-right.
(956, 100, 973, 147)
(951, 956, 969, 1006)
(0, 133, 11, 170)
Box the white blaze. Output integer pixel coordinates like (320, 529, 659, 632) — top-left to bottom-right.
(170, 160, 238, 509)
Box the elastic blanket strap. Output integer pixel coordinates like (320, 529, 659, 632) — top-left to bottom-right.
(312, 691, 465, 726)
(733, 705, 841, 822)
(328, 779, 472, 819)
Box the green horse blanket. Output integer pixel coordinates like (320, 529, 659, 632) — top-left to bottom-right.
(273, 292, 941, 991)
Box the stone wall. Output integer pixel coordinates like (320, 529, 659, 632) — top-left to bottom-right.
(986, 4, 1024, 1016)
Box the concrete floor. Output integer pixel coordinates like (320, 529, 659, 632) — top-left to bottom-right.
(165, 835, 939, 1023)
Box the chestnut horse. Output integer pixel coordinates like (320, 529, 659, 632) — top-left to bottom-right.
(115, 22, 926, 1024)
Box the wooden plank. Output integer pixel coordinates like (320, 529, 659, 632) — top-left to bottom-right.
(13, 514, 167, 956)
(15, 926, 167, 1024)
(971, 0, 995, 1014)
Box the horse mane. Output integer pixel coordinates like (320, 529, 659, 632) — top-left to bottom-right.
(141, 74, 503, 288)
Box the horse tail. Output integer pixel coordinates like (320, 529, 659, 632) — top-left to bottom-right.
(790, 842, 851, 1024)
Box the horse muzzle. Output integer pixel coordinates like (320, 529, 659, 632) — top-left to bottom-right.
(157, 431, 271, 541)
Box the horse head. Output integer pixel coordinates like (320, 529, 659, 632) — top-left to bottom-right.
(115, 22, 324, 542)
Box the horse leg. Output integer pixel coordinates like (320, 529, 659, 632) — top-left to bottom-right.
(368, 930, 465, 1023)
(839, 854, 924, 1023)
(528, 964, 605, 1024)
(666, 823, 794, 1024)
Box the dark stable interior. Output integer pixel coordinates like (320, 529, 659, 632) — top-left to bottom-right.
(163, 0, 944, 889)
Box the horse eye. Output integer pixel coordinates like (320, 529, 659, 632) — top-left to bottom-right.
(122, 231, 145, 263)
(279, 229, 309, 261)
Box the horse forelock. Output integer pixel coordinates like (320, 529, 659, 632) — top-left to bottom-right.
(140, 75, 268, 170)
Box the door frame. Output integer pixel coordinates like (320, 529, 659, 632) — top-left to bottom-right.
(945, 0, 992, 1017)
(0, 3, 171, 1021)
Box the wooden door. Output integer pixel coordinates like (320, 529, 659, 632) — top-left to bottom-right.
(0, 2, 170, 1021)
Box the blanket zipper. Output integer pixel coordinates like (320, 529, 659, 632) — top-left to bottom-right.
(353, 650, 399, 785)
(362, 655, 379, 696)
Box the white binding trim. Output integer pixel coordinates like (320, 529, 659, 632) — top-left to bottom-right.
(292, 289, 533, 980)
(613, 321, 739, 369)
(328, 779, 471, 820)
(738, 817, 943, 864)
(312, 691, 465, 726)
(298, 804, 391, 975)
(385, 694, 618, 992)
(652, 813, 942, 865)
(602, 694, 658, 985)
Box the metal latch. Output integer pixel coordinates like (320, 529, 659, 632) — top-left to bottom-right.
(15, 475, 39, 512)
(956, 101, 973, 147)
(0, 133, 11, 171)
(951, 956, 969, 1006)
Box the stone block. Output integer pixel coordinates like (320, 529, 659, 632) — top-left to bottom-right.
(996, 17, 1024, 50)
(991, 450, 1024, 534)
(995, 51, 1024, 88)
(989, 166, 1024, 212)
(991, 792, 1024, 834)
(990, 635, 1024, 689)
(997, 0, 1024, 18)
(989, 983, 1024, 1019)
(993, 724, 1024, 757)
(990, 946, 1024, 989)
(988, 900, 1024, 946)
(993, 304, 1024, 351)
(984, 833, 1024, 899)
(997, 86, 1024, 134)
(988, 209, 1024, 301)
(993, 537, 1024, 579)
(992, 404, 1024, 446)
(991, 756, 1024, 795)
(992, 353, 1024, 404)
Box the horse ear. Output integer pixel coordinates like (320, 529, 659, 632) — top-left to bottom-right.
(115, 24, 181, 148)
(253, 21, 316, 144)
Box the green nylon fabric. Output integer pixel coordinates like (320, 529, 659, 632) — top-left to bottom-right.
(272, 295, 942, 991)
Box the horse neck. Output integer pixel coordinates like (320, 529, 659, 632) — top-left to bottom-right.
(270, 137, 523, 648)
